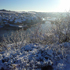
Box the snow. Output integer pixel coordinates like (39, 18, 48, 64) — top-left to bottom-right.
(0, 42, 70, 70)
(10, 19, 13, 22)
(9, 24, 23, 27)
(1, 12, 41, 26)
(14, 18, 22, 23)
(22, 18, 26, 22)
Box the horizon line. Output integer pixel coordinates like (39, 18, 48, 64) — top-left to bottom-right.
(0, 9, 68, 13)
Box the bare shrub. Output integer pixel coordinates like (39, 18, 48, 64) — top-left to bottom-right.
(51, 14, 70, 43)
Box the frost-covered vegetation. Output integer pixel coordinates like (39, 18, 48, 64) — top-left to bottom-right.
(0, 42, 70, 70)
(0, 10, 70, 70)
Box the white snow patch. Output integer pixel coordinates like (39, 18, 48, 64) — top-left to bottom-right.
(0, 42, 70, 70)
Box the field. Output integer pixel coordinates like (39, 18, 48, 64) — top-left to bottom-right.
(0, 10, 70, 70)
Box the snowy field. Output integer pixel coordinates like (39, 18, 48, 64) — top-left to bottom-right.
(0, 11, 70, 70)
(0, 42, 70, 70)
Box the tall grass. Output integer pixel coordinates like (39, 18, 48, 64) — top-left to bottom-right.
(0, 12, 70, 51)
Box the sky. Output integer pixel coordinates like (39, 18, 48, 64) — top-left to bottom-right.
(0, 0, 70, 12)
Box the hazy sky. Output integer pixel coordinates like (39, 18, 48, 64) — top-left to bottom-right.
(0, 0, 70, 12)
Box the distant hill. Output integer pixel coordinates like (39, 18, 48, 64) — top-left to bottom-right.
(0, 9, 11, 12)
(0, 9, 17, 14)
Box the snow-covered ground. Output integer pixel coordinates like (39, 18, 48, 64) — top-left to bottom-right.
(0, 12, 42, 26)
(0, 42, 70, 70)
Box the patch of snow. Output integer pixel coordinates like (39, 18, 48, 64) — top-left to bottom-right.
(14, 18, 22, 23)
(0, 42, 70, 70)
